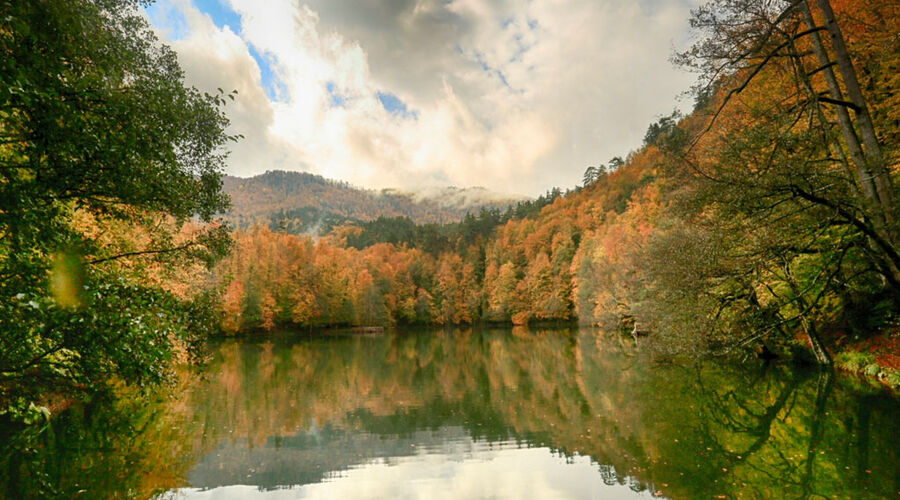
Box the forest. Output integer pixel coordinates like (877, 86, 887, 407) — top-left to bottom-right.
(1, 0, 898, 426)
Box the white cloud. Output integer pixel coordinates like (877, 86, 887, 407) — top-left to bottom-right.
(148, 0, 701, 196)
(147, 0, 307, 176)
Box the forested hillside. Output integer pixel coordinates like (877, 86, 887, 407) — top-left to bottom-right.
(222, 170, 525, 235)
(215, 0, 899, 372)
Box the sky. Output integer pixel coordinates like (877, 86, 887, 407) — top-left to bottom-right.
(145, 0, 702, 197)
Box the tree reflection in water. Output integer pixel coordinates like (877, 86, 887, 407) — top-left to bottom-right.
(1, 328, 897, 499)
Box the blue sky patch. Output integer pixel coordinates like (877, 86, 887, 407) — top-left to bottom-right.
(497, 70, 510, 88)
(146, 1, 284, 102)
(510, 34, 528, 63)
(195, 0, 242, 33)
(473, 51, 491, 72)
(377, 92, 417, 120)
(145, 0, 190, 40)
(472, 51, 513, 89)
(326, 82, 346, 107)
(192, 1, 285, 102)
(248, 44, 286, 101)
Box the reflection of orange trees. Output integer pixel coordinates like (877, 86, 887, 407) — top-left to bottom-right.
(168, 330, 897, 498)
(8, 330, 894, 498)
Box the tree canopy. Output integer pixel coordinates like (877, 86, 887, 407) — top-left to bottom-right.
(0, 0, 235, 415)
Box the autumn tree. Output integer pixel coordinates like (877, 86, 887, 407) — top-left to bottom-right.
(665, 0, 899, 363)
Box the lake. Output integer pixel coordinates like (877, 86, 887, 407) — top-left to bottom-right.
(1, 327, 898, 499)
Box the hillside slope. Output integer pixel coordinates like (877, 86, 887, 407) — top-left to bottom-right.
(222, 170, 525, 234)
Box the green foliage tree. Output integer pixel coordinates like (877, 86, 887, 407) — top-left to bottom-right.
(583, 166, 599, 187)
(607, 156, 625, 171)
(0, 0, 236, 413)
(643, 111, 682, 147)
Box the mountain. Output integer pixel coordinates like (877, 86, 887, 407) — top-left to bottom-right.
(221, 170, 527, 235)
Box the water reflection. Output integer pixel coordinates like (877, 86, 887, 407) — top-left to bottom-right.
(2, 328, 898, 499)
(163, 436, 652, 500)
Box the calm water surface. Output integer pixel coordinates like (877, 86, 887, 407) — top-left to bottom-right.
(2, 328, 898, 499)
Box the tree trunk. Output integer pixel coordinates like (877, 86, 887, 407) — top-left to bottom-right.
(807, 0, 900, 286)
(815, 0, 895, 221)
(800, 1, 876, 203)
(807, 325, 832, 366)
(786, 22, 860, 198)
(801, 369, 834, 496)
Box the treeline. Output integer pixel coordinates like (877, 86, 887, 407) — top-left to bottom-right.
(343, 188, 564, 254)
(216, 0, 900, 365)
(259, 185, 553, 243)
